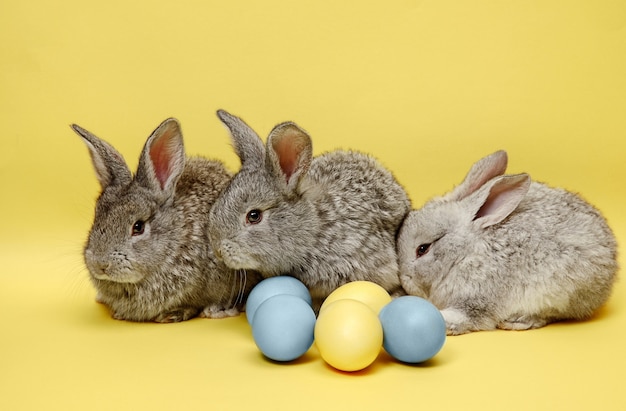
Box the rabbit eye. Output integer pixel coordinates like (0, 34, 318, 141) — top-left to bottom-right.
(246, 209, 263, 225)
(416, 243, 431, 258)
(132, 220, 145, 236)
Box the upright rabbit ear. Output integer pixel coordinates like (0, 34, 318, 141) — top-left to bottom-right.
(217, 110, 265, 169)
(71, 124, 132, 189)
(266, 122, 313, 193)
(445, 150, 508, 201)
(135, 118, 186, 198)
(464, 173, 531, 229)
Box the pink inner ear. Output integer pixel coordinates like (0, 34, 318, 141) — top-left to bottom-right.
(150, 128, 175, 190)
(474, 175, 529, 227)
(475, 182, 510, 219)
(273, 133, 300, 182)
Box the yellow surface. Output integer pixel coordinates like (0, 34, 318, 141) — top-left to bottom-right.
(1, 1, 625, 410)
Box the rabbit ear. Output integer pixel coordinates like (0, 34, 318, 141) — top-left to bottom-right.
(71, 124, 132, 189)
(464, 173, 531, 229)
(445, 150, 508, 201)
(266, 122, 313, 192)
(217, 110, 265, 169)
(135, 118, 186, 197)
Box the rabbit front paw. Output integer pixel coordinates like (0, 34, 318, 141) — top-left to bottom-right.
(497, 315, 548, 331)
(153, 308, 199, 323)
(199, 305, 241, 319)
(440, 307, 474, 335)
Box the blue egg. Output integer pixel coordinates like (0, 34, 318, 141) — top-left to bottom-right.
(246, 276, 312, 325)
(251, 294, 316, 362)
(379, 296, 446, 363)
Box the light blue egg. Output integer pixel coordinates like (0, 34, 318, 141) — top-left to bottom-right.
(246, 276, 312, 325)
(251, 294, 316, 362)
(379, 296, 446, 363)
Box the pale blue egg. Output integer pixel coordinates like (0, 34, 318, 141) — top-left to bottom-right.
(246, 276, 312, 325)
(251, 294, 316, 362)
(379, 296, 446, 363)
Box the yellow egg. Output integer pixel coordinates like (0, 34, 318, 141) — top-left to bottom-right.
(314, 299, 383, 372)
(319, 281, 392, 314)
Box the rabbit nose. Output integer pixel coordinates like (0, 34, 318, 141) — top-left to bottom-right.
(85, 250, 109, 276)
(90, 262, 112, 280)
(214, 246, 223, 259)
(99, 260, 114, 274)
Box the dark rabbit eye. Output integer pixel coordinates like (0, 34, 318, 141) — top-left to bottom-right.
(132, 220, 145, 236)
(416, 243, 431, 258)
(246, 209, 263, 225)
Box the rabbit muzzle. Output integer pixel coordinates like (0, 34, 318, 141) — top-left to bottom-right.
(90, 265, 144, 283)
(85, 249, 144, 283)
(215, 239, 258, 271)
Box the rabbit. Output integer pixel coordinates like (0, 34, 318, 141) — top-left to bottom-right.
(207, 110, 412, 310)
(397, 150, 618, 335)
(72, 118, 261, 322)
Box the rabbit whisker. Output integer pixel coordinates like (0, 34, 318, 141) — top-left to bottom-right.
(236, 270, 247, 307)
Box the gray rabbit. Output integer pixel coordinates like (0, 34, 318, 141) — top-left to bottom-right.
(397, 150, 618, 335)
(72, 118, 261, 322)
(208, 110, 412, 310)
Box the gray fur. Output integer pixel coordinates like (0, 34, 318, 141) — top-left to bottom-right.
(397, 150, 618, 335)
(72, 119, 261, 322)
(209, 110, 412, 310)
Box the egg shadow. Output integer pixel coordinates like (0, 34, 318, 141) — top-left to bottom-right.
(257, 349, 318, 366)
(315, 346, 448, 376)
(377, 349, 448, 369)
(319, 361, 378, 377)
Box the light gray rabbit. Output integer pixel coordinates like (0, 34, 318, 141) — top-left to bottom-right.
(397, 150, 618, 335)
(72, 118, 261, 322)
(208, 110, 412, 310)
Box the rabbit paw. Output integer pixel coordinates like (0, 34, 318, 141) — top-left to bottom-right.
(153, 308, 199, 323)
(497, 315, 548, 331)
(440, 308, 473, 335)
(199, 305, 241, 319)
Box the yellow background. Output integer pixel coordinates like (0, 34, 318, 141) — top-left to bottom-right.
(1, 1, 625, 410)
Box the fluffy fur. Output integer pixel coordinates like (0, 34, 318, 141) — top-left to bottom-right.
(397, 150, 618, 335)
(208, 110, 412, 310)
(72, 118, 261, 322)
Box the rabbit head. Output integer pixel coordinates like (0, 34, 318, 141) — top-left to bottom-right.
(208, 110, 318, 276)
(397, 150, 531, 297)
(74, 119, 187, 284)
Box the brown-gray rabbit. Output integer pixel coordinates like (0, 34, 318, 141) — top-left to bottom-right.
(208, 110, 412, 310)
(72, 118, 261, 322)
(397, 150, 618, 335)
